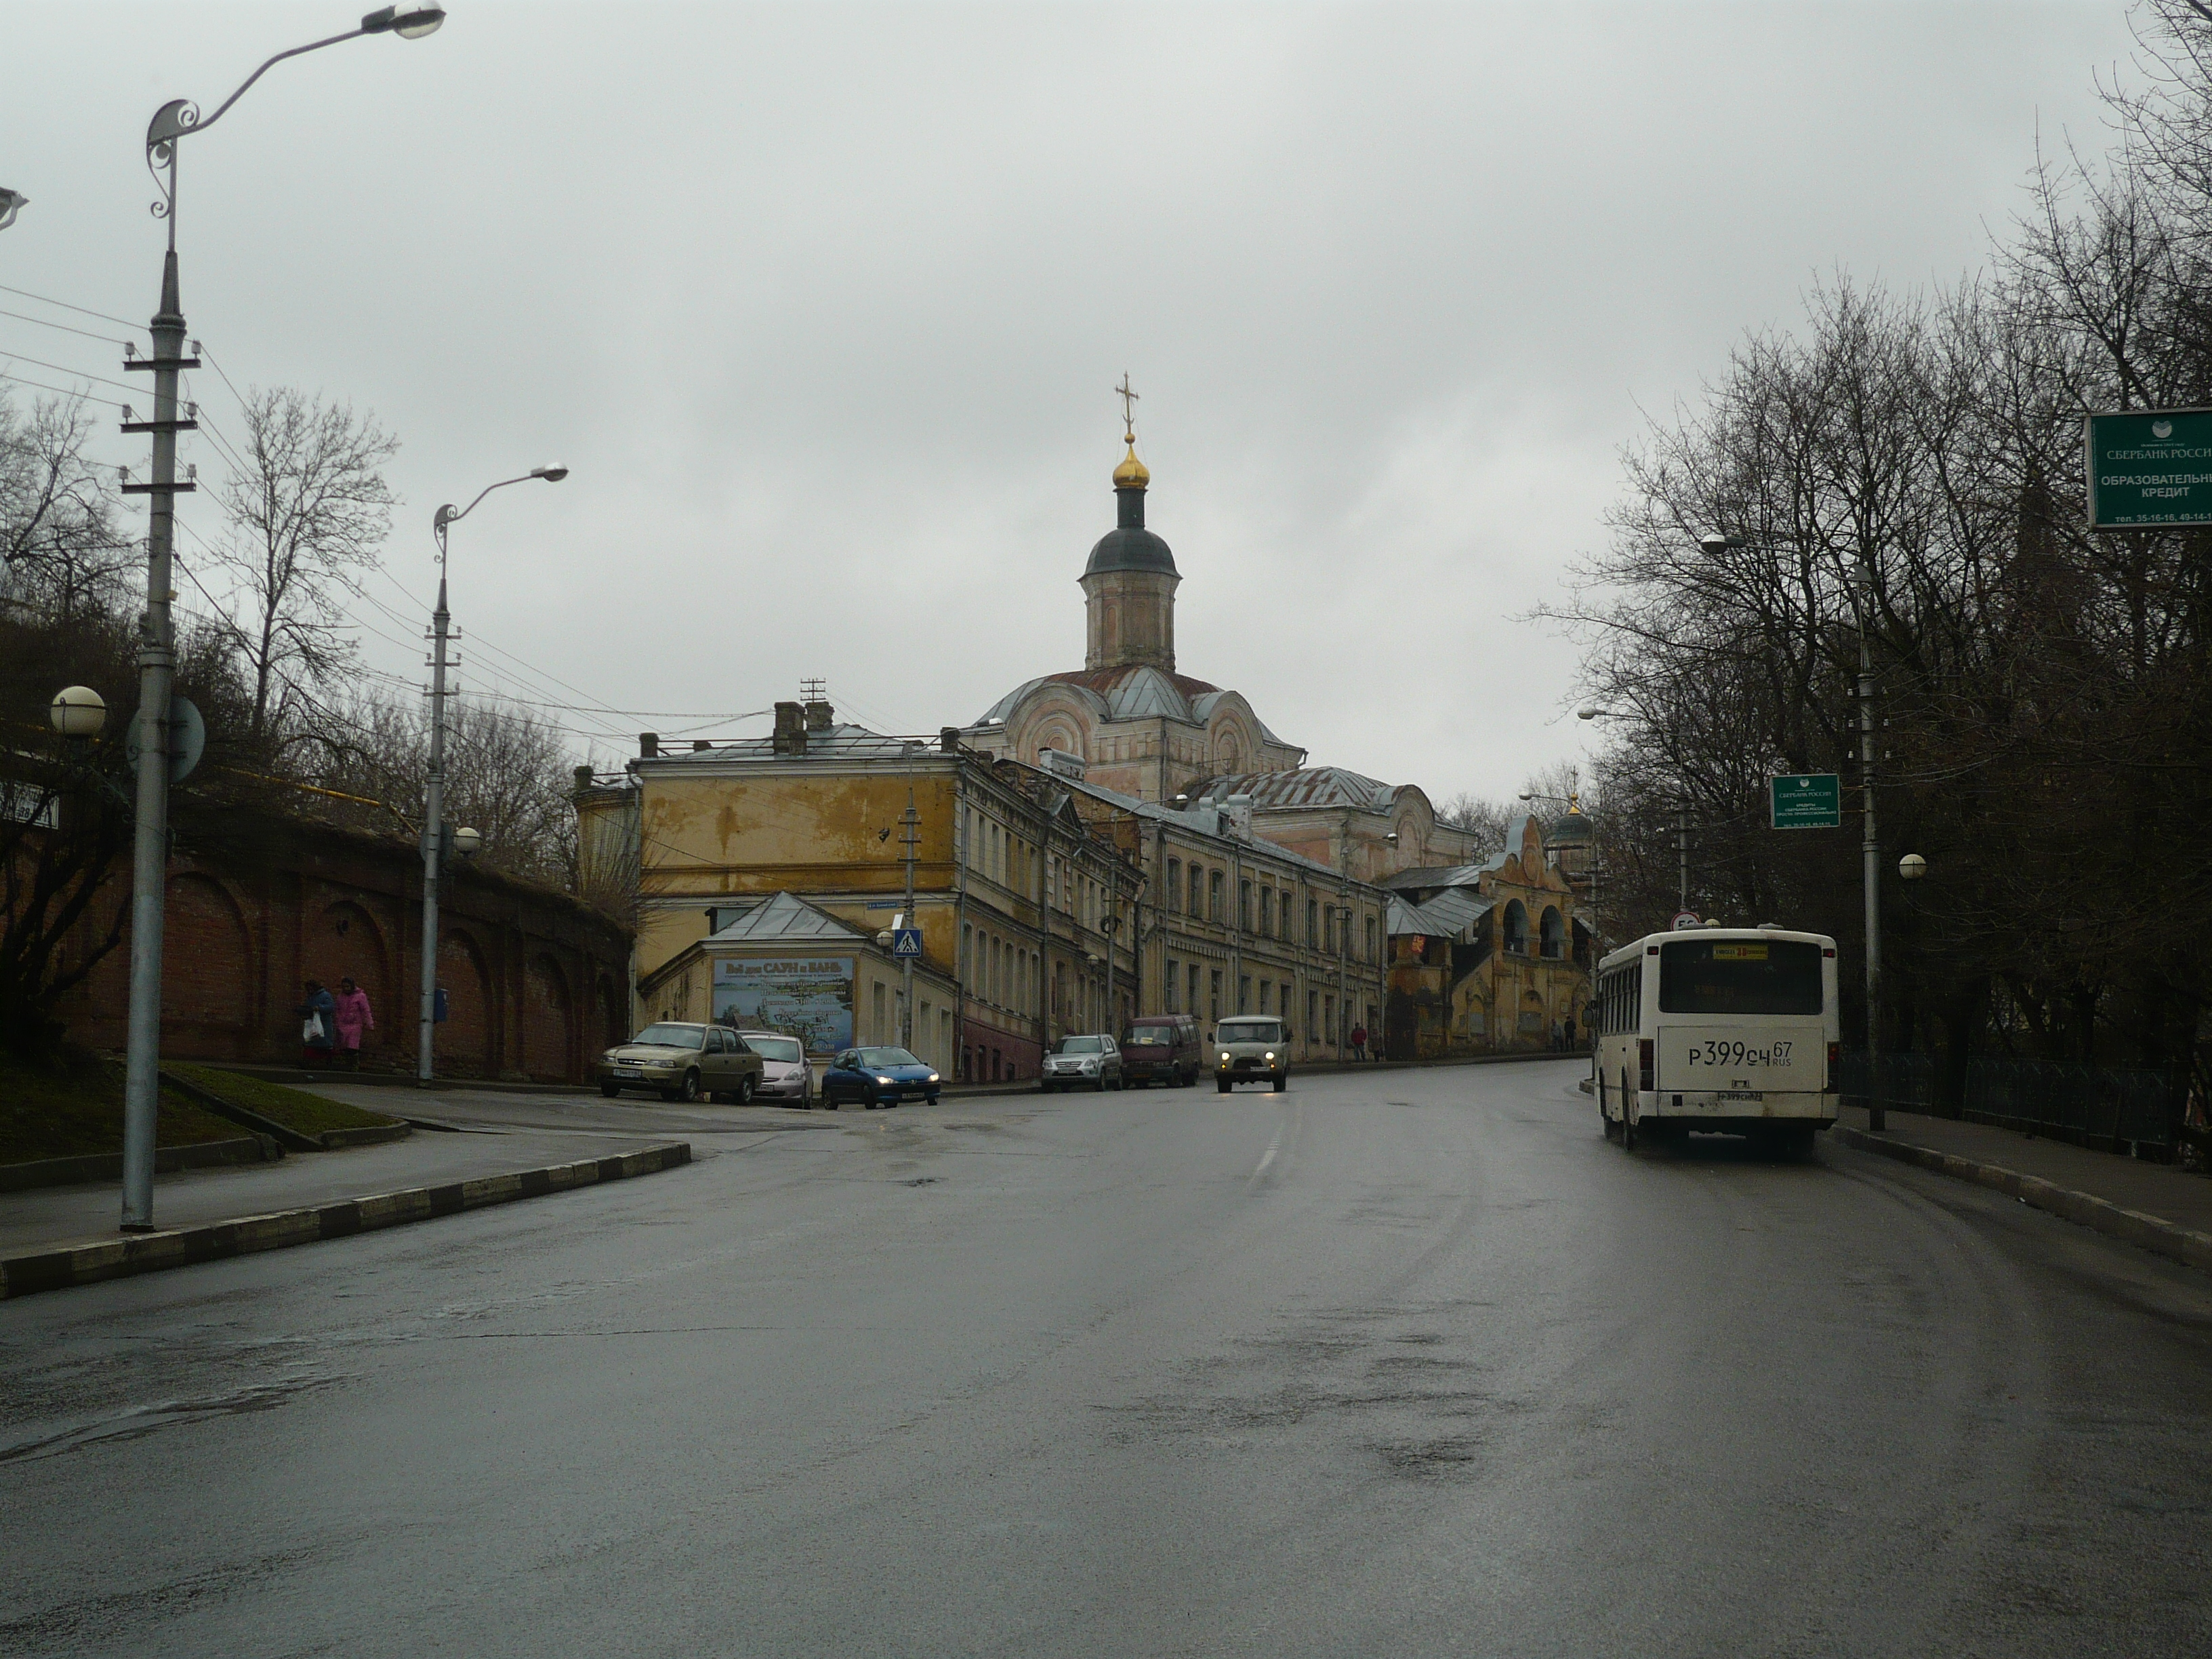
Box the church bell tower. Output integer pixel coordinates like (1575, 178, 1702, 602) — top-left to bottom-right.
(1081, 382, 1179, 672)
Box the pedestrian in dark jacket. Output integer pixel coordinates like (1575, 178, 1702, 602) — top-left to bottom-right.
(297, 979, 337, 1069)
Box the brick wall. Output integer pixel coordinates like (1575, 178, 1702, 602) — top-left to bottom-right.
(49, 803, 630, 1084)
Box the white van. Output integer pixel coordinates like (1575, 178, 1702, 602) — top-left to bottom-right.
(1592, 926, 1839, 1150)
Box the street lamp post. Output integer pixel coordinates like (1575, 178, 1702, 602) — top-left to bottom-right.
(418, 465, 567, 1084)
(117, 3, 444, 1231)
(0, 187, 27, 230)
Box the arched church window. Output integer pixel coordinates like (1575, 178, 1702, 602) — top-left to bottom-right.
(1540, 906, 1564, 960)
(1503, 901, 1529, 955)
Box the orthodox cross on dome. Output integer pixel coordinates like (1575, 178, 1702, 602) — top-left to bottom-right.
(1115, 372, 1139, 441)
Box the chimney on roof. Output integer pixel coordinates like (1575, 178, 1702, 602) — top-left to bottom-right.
(692, 739, 713, 752)
(1221, 794, 1254, 839)
(639, 732, 659, 758)
(939, 726, 962, 754)
(572, 764, 594, 795)
(804, 699, 833, 733)
(772, 701, 807, 756)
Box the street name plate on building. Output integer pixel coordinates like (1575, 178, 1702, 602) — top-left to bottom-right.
(2085, 407, 2212, 527)
(1769, 773, 1841, 830)
(891, 928, 924, 958)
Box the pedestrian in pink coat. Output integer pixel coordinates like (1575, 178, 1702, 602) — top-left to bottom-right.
(333, 976, 375, 1071)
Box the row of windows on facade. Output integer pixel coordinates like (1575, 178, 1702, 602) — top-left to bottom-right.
(1157, 958, 1378, 1042)
(968, 804, 1115, 931)
(1160, 857, 1379, 960)
(958, 920, 1118, 1029)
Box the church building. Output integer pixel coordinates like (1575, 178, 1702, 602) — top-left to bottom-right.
(960, 431, 1305, 801)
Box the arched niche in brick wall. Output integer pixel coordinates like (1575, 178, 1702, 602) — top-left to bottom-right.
(310, 900, 392, 1055)
(524, 954, 576, 1082)
(596, 972, 628, 1049)
(436, 928, 494, 1076)
(162, 873, 253, 1055)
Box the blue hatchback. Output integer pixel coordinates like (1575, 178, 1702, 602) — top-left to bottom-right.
(822, 1046, 941, 1109)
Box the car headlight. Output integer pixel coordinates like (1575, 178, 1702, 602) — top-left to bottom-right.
(876, 1076, 894, 1085)
(1265, 1052, 1275, 1063)
(928, 1072, 939, 1082)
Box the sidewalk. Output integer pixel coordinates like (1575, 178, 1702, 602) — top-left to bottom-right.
(1835, 1104, 2212, 1271)
(0, 1127, 696, 1300)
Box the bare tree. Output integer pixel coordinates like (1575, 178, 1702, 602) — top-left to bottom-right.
(0, 391, 133, 626)
(209, 388, 397, 756)
(1434, 792, 1513, 856)
(300, 689, 583, 888)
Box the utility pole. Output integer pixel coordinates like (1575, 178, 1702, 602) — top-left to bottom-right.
(899, 784, 919, 1052)
(1859, 613, 1884, 1133)
(417, 571, 453, 1084)
(418, 466, 566, 1083)
(115, 243, 192, 1231)
(117, 2, 446, 1229)
(1677, 805, 1689, 914)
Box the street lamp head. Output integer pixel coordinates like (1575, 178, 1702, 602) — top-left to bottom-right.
(1517, 793, 1534, 802)
(1575, 708, 1605, 721)
(0, 188, 26, 232)
(1700, 533, 1744, 554)
(531, 464, 569, 483)
(362, 3, 447, 38)
(452, 825, 483, 859)
(1898, 853, 1927, 882)
(49, 686, 106, 739)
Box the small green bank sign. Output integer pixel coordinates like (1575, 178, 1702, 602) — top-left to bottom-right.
(2085, 407, 2212, 528)
(1770, 773, 1841, 831)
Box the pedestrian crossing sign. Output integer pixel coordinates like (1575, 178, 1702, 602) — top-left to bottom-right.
(891, 928, 923, 958)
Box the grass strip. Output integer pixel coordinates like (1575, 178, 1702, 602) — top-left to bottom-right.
(162, 1063, 398, 1136)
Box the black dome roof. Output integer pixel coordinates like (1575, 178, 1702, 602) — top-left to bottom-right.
(1086, 527, 1178, 576)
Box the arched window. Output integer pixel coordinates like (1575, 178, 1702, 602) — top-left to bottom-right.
(1209, 869, 1224, 921)
(1540, 906, 1565, 960)
(1502, 900, 1529, 954)
(1189, 864, 1204, 916)
(1166, 858, 1181, 912)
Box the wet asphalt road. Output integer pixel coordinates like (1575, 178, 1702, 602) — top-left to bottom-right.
(3, 1059, 2210, 1657)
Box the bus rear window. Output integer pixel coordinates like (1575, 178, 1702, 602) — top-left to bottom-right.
(1658, 939, 1823, 1015)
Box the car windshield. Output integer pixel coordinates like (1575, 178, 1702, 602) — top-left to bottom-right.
(747, 1036, 804, 1064)
(1659, 939, 1824, 1015)
(857, 1047, 921, 1068)
(632, 1023, 706, 1049)
(1217, 1019, 1282, 1046)
(1054, 1036, 1104, 1054)
(1122, 1028, 1170, 1045)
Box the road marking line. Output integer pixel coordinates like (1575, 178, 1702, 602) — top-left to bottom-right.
(1253, 1127, 1284, 1181)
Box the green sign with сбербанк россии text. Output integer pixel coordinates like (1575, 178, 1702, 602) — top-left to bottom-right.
(2085, 407, 2212, 527)
(1769, 773, 1841, 830)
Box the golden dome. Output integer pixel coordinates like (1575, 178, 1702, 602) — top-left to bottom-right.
(1113, 439, 1150, 489)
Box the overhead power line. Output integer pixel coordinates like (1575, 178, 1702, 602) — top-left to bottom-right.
(0, 281, 146, 334)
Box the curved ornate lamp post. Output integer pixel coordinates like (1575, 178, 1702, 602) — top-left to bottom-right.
(417, 466, 566, 1084)
(117, 5, 444, 1232)
(0, 187, 27, 231)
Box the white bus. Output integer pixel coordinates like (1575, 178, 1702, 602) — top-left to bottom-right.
(1591, 926, 1839, 1151)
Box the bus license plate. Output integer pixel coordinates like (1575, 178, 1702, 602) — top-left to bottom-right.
(1719, 1090, 1763, 1101)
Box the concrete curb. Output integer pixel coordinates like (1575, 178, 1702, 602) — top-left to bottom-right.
(0, 1142, 692, 1301)
(1833, 1126, 2212, 1275)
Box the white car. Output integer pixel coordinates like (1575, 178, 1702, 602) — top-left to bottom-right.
(736, 1030, 815, 1105)
(1042, 1033, 1123, 1092)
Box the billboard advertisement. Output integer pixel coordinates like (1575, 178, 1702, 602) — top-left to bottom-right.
(712, 956, 855, 1055)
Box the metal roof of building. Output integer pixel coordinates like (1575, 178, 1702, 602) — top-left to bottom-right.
(1387, 890, 1492, 940)
(1186, 766, 1396, 812)
(701, 890, 866, 945)
(972, 664, 1227, 728)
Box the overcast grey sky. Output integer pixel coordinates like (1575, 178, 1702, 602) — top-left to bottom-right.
(3, 1, 2139, 803)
